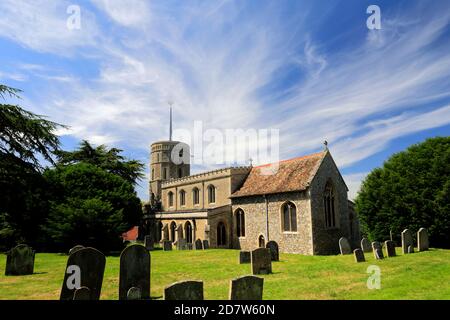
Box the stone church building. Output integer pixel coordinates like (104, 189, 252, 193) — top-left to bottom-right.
(144, 139, 360, 255)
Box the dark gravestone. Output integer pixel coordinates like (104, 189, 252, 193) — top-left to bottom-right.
(384, 240, 396, 257)
(360, 238, 371, 253)
(239, 251, 251, 264)
(144, 235, 154, 251)
(60, 247, 106, 300)
(401, 229, 413, 254)
(353, 248, 365, 262)
(164, 281, 204, 300)
(202, 240, 209, 249)
(127, 287, 142, 300)
(195, 239, 203, 250)
(69, 245, 84, 255)
(229, 275, 264, 300)
(417, 228, 429, 251)
(251, 248, 272, 275)
(339, 237, 352, 255)
(119, 244, 150, 300)
(265, 241, 279, 261)
(5, 244, 35, 276)
(372, 242, 384, 259)
(408, 245, 414, 253)
(187, 243, 193, 250)
(162, 240, 172, 251)
(73, 287, 90, 300)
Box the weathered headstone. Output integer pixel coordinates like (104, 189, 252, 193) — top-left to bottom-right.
(353, 248, 365, 262)
(239, 251, 251, 264)
(339, 237, 352, 255)
(202, 240, 209, 249)
(372, 241, 384, 259)
(408, 245, 414, 253)
(162, 240, 172, 251)
(5, 244, 35, 276)
(187, 243, 193, 250)
(360, 238, 371, 253)
(144, 235, 154, 251)
(73, 287, 90, 300)
(60, 247, 106, 300)
(119, 244, 150, 300)
(164, 280, 204, 300)
(384, 240, 396, 257)
(265, 241, 279, 261)
(176, 239, 187, 250)
(401, 229, 413, 254)
(127, 287, 142, 300)
(229, 275, 264, 300)
(417, 228, 429, 251)
(195, 239, 203, 250)
(251, 248, 272, 275)
(69, 245, 84, 255)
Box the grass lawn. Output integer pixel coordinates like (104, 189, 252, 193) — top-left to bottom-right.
(0, 247, 449, 300)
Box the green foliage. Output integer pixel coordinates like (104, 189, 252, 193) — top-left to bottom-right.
(355, 137, 450, 247)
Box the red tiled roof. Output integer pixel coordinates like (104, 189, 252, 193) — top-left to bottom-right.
(231, 151, 326, 198)
(122, 226, 139, 241)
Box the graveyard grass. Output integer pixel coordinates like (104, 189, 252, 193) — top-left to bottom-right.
(1, 248, 449, 300)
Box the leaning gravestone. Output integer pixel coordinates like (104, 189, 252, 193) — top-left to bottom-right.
(127, 287, 142, 300)
(353, 248, 365, 263)
(69, 245, 84, 255)
(408, 245, 414, 253)
(339, 237, 352, 255)
(239, 251, 251, 264)
(60, 247, 106, 300)
(372, 241, 384, 259)
(5, 244, 35, 276)
(251, 248, 272, 275)
(401, 229, 413, 254)
(164, 280, 204, 300)
(417, 228, 429, 251)
(119, 244, 150, 300)
(195, 239, 203, 250)
(176, 239, 187, 250)
(361, 238, 371, 253)
(384, 240, 396, 257)
(202, 240, 209, 249)
(144, 235, 154, 251)
(266, 241, 279, 261)
(229, 275, 264, 300)
(162, 240, 172, 251)
(73, 287, 90, 300)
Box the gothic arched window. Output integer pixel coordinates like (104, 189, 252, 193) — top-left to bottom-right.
(208, 185, 216, 204)
(179, 189, 186, 206)
(185, 221, 193, 244)
(192, 188, 200, 205)
(170, 221, 176, 242)
(282, 201, 297, 232)
(168, 191, 174, 207)
(235, 209, 245, 237)
(217, 222, 226, 246)
(324, 180, 336, 228)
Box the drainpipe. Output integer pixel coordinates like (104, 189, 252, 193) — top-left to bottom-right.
(264, 194, 269, 241)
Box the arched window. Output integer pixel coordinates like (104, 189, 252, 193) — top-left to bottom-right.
(185, 221, 193, 244)
(258, 235, 265, 248)
(170, 222, 176, 242)
(168, 191, 174, 207)
(282, 202, 297, 232)
(151, 168, 155, 180)
(179, 189, 186, 206)
(157, 221, 163, 241)
(208, 185, 216, 204)
(217, 222, 226, 246)
(192, 188, 200, 205)
(235, 209, 245, 237)
(324, 181, 336, 228)
(163, 167, 168, 180)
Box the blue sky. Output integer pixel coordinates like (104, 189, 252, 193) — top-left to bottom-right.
(1, 0, 449, 200)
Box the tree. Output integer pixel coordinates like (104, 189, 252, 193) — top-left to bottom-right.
(355, 137, 450, 248)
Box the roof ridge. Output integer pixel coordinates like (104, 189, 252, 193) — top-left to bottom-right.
(253, 151, 326, 169)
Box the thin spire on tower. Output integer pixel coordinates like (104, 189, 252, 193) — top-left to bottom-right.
(168, 101, 173, 141)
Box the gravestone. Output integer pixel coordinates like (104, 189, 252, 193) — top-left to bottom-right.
(372, 241, 384, 259)
(60, 247, 106, 300)
(417, 228, 429, 251)
(176, 239, 187, 250)
(164, 280, 204, 300)
(239, 251, 251, 264)
(5, 244, 35, 276)
(408, 245, 414, 253)
(229, 275, 264, 300)
(384, 240, 396, 257)
(266, 241, 279, 261)
(202, 240, 209, 249)
(119, 244, 150, 300)
(195, 239, 203, 250)
(69, 245, 84, 255)
(360, 238, 371, 253)
(73, 287, 90, 300)
(401, 229, 413, 254)
(251, 248, 272, 275)
(187, 243, 193, 250)
(127, 287, 142, 300)
(144, 235, 154, 251)
(353, 248, 365, 262)
(339, 237, 352, 255)
(162, 240, 172, 251)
